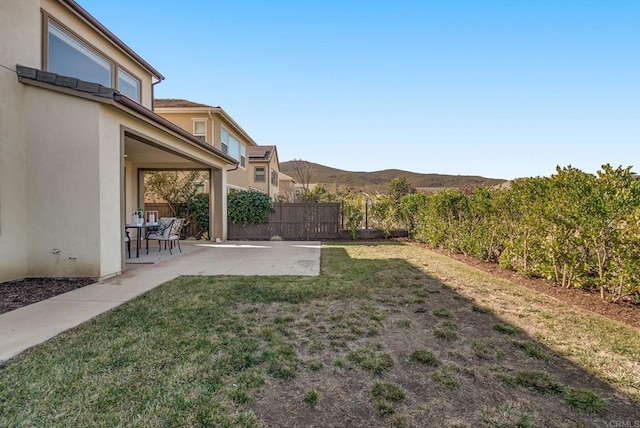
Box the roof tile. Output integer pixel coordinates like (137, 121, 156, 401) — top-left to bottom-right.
(154, 98, 216, 108)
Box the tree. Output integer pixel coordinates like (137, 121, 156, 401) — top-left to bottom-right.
(290, 159, 314, 201)
(145, 171, 209, 238)
(387, 177, 416, 204)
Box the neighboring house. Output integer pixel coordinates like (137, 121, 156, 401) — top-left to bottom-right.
(154, 99, 280, 196)
(0, 0, 236, 283)
(278, 172, 296, 202)
(247, 145, 280, 200)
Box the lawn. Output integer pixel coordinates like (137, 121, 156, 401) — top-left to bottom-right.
(1, 242, 638, 427)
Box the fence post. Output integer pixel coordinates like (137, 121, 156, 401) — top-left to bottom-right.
(365, 198, 369, 229)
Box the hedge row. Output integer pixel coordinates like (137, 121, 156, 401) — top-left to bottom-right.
(394, 165, 640, 302)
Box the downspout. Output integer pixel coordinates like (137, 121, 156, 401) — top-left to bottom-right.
(151, 78, 161, 110)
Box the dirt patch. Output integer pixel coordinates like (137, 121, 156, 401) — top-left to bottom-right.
(406, 242, 640, 330)
(0, 277, 96, 315)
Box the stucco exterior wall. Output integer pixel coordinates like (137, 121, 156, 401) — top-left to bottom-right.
(154, 113, 210, 144)
(24, 87, 102, 277)
(0, 0, 41, 282)
(97, 107, 124, 278)
(156, 110, 254, 192)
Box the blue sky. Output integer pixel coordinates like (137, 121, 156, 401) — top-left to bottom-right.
(82, 0, 639, 179)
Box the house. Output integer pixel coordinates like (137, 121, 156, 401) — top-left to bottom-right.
(278, 172, 297, 202)
(247, 145, 281, 200)
(153, 99, 283, 198)
(0, 0, 236, 283)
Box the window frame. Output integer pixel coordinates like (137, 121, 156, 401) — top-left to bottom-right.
(254, 166, 266, 183)
(117, 66, 141, 102)
(221, 127, 246, 169)
(42, 13, 144, 104)
(193, 119, 207, 142)
(271, 169, 279, 187)
(44, 17, 114, 87)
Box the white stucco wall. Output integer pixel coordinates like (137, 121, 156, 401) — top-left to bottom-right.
(0, 0, 40, 282)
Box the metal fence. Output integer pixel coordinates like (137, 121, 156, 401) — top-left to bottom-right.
(228, 203, 341, 240)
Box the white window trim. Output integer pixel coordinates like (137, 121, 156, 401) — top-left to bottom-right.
(221, 127, 246, 169)
(227, 184, 246, 194)
(254, 166, 266, 183)
(192, 119, 208, 142)
(117, 66, 141, 102)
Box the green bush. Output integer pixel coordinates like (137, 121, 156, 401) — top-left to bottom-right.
(403, 164, 640, 302)
(227, 190, 273, 225)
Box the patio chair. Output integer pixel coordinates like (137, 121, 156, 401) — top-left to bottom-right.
(146, 217, 183, 254)
(125, 230, 131, 258)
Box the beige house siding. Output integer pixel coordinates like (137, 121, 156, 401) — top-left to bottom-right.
(0, 0, 40, 282)
(249, 154, 280, 199)
(0, 1, 234, 282)
(278, 172, 296, 202)
(24, 89, 104, 277)
(155, 107, 258, 193)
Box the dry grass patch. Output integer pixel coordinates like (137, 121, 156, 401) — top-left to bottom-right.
(0, 242, 638, 427)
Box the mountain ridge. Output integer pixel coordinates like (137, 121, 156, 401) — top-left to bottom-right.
(280, 161, 506, 194)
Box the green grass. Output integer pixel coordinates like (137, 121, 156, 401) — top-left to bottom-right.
(433, 307, 453, 318)
(432, 367, 459, 389)
(493, 323, 521, 335)
(371, 382, 406, 417)
(303, 389, 321, 407)
(409, 349, 440, 366)
(347, 343, 395, 375)
(0, 242, 637, 426)
(308, 360, 324, 372)
(564, 388, 606, 413)
(472, 340, 503, 360)
(511, 370, 564, 395)
(481, 402, 536, 428)
(433, 321, 459, 340)
(511, 340, 552, 361)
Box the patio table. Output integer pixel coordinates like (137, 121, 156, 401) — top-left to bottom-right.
(125, 223, 158, 258)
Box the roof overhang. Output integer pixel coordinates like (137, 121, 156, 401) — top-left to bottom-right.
(154, 105, 259, 147)
(16, 65, 238, 167)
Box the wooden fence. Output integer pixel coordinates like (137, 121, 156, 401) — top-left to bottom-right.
(144, 203, 201, 239)
(228, 203, 341, 240)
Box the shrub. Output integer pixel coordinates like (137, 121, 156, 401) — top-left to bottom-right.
(227, 190, 273, 225)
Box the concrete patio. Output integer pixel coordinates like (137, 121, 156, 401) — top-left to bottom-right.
(0, 241, 321, 363)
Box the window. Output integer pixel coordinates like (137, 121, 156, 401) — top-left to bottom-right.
(271, 169, 279, 186)
(117, 67, 140, 101)
(255, 167, 266, 182)
(47, 20, 112, 87)
(193, 120, 206, 142)
(221, 129, 229, 154)
(220, 128, 246, 168)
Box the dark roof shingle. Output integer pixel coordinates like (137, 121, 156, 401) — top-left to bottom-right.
(154, 98, 216, 108)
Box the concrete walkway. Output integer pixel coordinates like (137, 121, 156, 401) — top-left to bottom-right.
(0, 241, 321, 363)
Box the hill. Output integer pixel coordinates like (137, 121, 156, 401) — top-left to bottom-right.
(280, 161, 506, 194)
